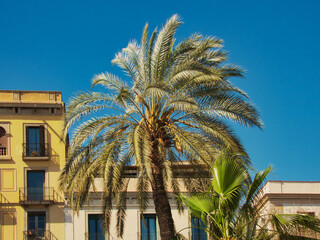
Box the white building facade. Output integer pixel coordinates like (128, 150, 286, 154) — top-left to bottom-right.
(65, 176, 200, 240)
(260, 181, 320, 217)
(259, 180, 320, 239)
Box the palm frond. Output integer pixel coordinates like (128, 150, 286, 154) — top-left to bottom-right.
(271, 214, 320, 239)
(151, 14, 182, 83)
(116, 179, 129, 237)
(92, 72, 127, 91)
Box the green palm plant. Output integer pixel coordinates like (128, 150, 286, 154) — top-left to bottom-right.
(270, 213, 320, 239)
(180, 152, 320, 240)
(59, 15, 262, 239)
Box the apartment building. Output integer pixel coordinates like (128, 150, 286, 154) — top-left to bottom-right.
(0, 90, 66, 240)
(65, 165, 207, 240)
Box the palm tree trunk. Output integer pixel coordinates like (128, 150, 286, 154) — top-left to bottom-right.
(150, 140, 175, 240)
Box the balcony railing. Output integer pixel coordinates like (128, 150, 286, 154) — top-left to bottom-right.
(85, 232, 106, 240)
(19, 188, 64, 205)
(137, 232, 160, 240)
(23, 143, 49, 158)
(85, 232, 117, 240)
(23, 230, 58, 240)
(0, 146, 7, 156)
(0, 193, 10, 205)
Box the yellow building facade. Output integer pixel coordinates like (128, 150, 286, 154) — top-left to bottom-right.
(0, 90, 66, 240)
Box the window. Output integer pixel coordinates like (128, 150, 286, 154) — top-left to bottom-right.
(23, 124, 48, 158)
(191, 217, 207, 240)
(88, 214, 105, 240)
(123, 166, 138, 178)
(27, 212, 46, 239)
(27, 170, 45, 201)
(141, 214, 157, 240)
(26, 126, 45, 156)
(0, 123, 10, 159)
(0, 127, 7, 156)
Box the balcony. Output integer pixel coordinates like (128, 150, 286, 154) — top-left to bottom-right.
(138, 232, 161, 240)
(85, 232, 116, 240)
(23, 143, 49, 160)
(23, 230, 58, 240)
(0, 193, 10, 205)
(0, 146, 7, 156)
(19, 188, 64, 205)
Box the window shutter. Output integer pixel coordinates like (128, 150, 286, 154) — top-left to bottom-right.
(26, 126, 29, 156)
(39, 126, 45, 156)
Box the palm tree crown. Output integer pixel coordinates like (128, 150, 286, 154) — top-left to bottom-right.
(60, 14, 263, 239)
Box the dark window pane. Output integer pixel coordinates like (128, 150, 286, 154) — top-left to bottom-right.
(26, 126, 45, 156)
(0, 127, 7, 156)
(27, 171, 44, 200)
(88, 214, 105, 240)
(191, 217, 207, 240)
(141, 214, 157, 240)
(27, 212, 46, 239)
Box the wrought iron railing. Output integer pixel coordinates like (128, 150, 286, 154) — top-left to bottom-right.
(19, 187, 64, 204)
(85, 232, 115, 240)
(0, 146, 7, 156)
(0, 193, 10, 205)
(22, 143, 49, 157)
(137, 232, 160, 240)
(23, 230, 58, 240)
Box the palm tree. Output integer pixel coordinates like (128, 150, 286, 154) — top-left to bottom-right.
(59, 15, 263, 239)
(180, 152, 320, 240)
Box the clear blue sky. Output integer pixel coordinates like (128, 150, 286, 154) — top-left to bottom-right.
(1, 0, 319, 181)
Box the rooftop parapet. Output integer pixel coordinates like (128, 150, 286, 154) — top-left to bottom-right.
(0, 90, 64, 116)
(262, 181, 320, 195)
(0, 90, 62, 103)
(258, 181, 320, 209)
